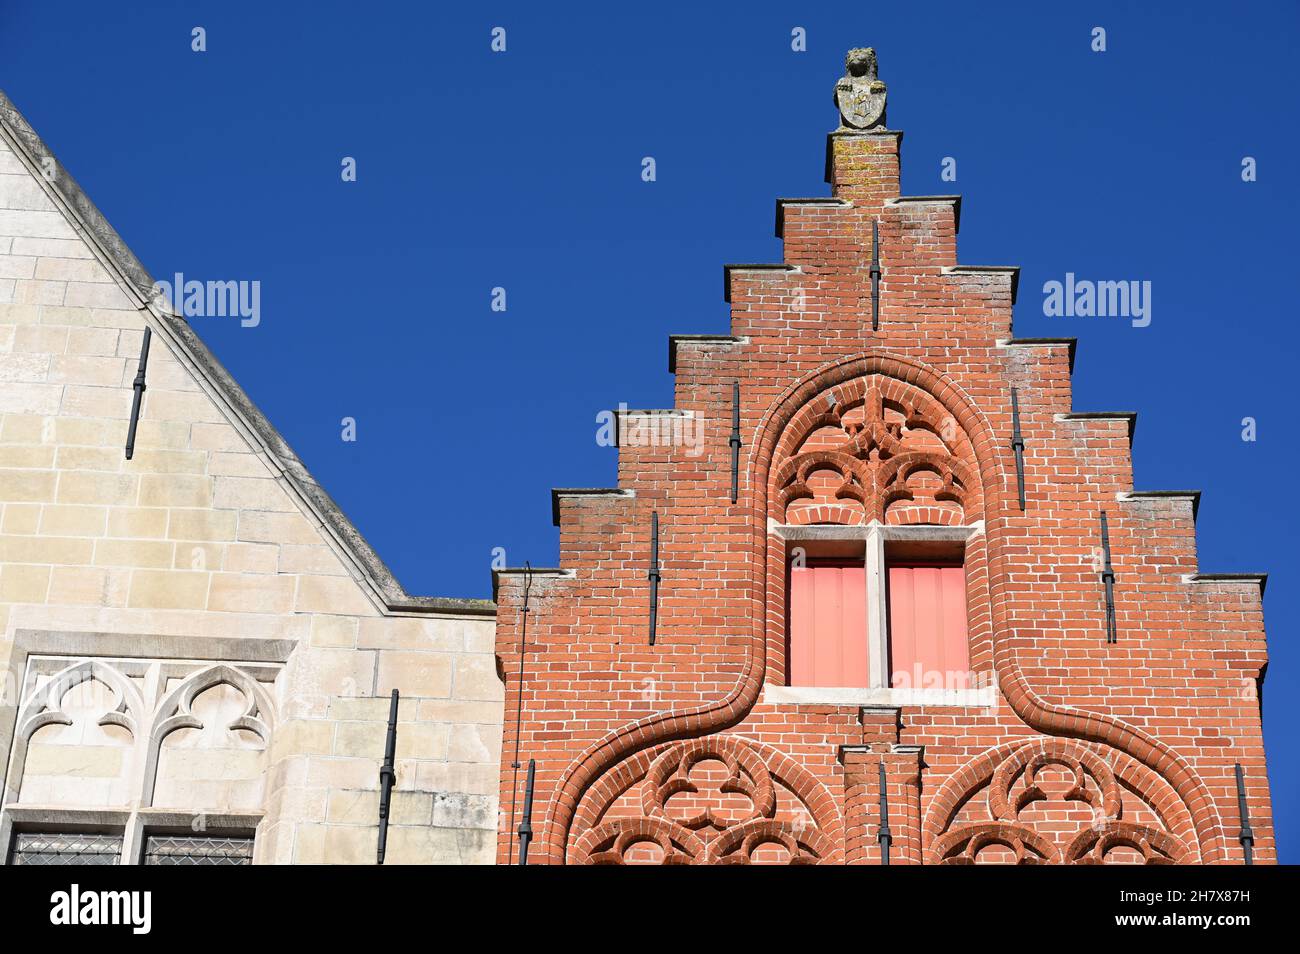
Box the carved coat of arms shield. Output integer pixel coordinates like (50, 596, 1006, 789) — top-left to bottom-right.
(835, 78, 887, 130)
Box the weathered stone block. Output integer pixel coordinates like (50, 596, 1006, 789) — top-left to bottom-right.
(310, 614, 358, 649)
(376, 651, 453, 698)
(2, 469, 55, 502)
(167, 508, 238, 542)
(206, 572, 294, 614)
(106, 506, 167, 537)
(126, 569, 209, 609)
(294, 575, 374, 616)
(452, 654, 504, 702)
(0, 562, 50, 601)
(57, 471, 137, 506)
(93, 538, 175, 569)
(138, 474, 214, 508)
(38, 504, 107, 536)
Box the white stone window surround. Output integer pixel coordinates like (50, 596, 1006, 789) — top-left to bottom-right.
(767, 521, 995, 708)
(0, 630, 292, 800)
(0, 629, 291, 865)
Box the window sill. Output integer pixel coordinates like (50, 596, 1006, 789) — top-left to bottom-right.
(761, 684, 997, 708)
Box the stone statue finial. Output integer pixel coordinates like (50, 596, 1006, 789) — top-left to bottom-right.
(835, 47, 887, 130)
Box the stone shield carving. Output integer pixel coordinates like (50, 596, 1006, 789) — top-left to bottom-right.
(835, 47, 887, 130)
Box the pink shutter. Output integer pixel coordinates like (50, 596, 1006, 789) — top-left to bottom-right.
(887, 564, 969, 691)
(789, 563, 868, 687)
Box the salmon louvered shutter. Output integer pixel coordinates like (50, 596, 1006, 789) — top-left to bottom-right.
(886, 564, 970, 691)
(788, 563, 868, 687)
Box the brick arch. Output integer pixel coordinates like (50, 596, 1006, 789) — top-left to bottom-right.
(538, 349, 1225, 864)
(770, 373, 981, 526)
(567, 734, 845, 864)
(923, 737, 1200, 864)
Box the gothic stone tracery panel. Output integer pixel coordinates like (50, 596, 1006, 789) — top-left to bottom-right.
(5, 657, 277, 813)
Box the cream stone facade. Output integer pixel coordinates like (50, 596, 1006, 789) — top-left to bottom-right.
(0, 92, 502, 864)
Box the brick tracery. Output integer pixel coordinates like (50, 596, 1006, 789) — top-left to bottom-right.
(773, 376, 978, 526)
(568, 736, 844, 865)
(925, 738, 1197, 865)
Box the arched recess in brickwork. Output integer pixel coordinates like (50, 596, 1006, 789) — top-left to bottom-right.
(567, 735, 843, 864)
(538, 350, 1226, 864)
(924, 738, 1198, 864)
(765, 371, 990, 687)
(754, 357, 999, 702)
(771, 375, 981, 527)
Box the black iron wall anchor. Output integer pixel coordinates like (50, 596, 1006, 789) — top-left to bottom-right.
(124, 326, 152, 460)
(729, 382, 742, 504)
(648, 511, 662, 646)
(1235, 762, 1255, 865)
(1099, 511, 1118, 644)
(517, 758, 537, 865)
(877, 760, 892, 865)
(1010, 387, 1026, 511)
(376, 688, 399, 864)
(869, 219, 882, 331)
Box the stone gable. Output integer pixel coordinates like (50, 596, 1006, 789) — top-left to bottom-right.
(0, 98, 501, 865)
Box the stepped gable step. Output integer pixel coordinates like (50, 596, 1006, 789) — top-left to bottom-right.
(886, 194, 962, 232)
(550, 488, 635, 527)
(1185, 573, 1268, 597)
(668, 334, 745, 373)
(774, 197, 852, 238)
(942, 265, 1021, 305)
(616, 408, 693, 447)
(999, 337, 1078, 373)
(723, 263, 799, 303)
(823, 128, 903, 184)
(1056, 411, 1137, 442)
(1120, 490, 1202, 520)
(490, 567, 572, 603)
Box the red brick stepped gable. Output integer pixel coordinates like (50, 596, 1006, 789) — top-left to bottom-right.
(494, 86, 1272, 865)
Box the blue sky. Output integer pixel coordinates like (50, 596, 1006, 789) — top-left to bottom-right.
(3, 1, 1295, 861)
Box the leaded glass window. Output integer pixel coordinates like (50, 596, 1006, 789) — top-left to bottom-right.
(8, 831, 123, 865)
(142, 834, 254, 865)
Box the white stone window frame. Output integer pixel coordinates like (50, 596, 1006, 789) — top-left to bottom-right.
(766, 522, 995, 708)
(0, 629, 291, 865)
(1, 807, 262, 866)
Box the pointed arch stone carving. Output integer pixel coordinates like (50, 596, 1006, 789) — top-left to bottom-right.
(16, 659, 145, 741)
(5, 659, 146, 805)
(140, 664, 275, 808)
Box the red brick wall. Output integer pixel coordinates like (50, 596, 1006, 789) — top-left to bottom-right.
(494, 127, 1273, 865)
